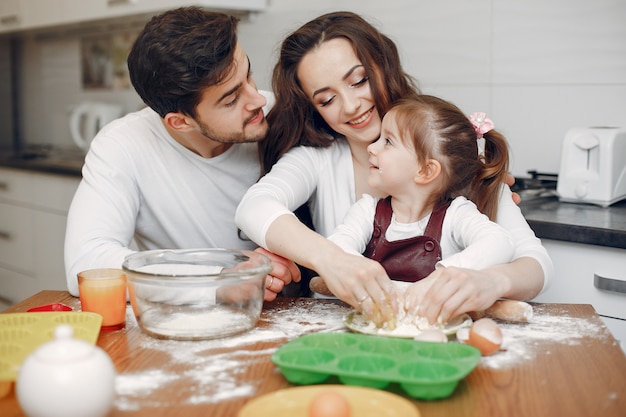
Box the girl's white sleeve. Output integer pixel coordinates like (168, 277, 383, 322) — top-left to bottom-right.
(438, 197, 515, 270)
(235, 146, 320, 249)
(327, 194, 377, 255)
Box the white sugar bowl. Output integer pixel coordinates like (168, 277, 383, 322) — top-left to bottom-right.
(16, 324, 116, 417)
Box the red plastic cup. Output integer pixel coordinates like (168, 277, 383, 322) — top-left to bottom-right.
(27, 303, 73, 312)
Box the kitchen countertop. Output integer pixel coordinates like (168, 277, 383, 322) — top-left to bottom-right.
(520, 196, 626, 249)
(0, 145, 84, 177)
(1, 291, 625, 417)
(2, 148, 625, 250)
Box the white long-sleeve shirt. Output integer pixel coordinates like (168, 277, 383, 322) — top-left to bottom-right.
(64, 107, 260, 296)
(236, 140, 553, 292)
(327, 194, 515, 271)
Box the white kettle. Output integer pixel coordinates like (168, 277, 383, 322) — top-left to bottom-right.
(69, 101, 124, 151)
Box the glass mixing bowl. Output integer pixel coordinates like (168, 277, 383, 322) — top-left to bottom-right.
(122, 248, 271, 340)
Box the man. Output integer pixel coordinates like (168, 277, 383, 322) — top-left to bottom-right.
(64, 7, 299, 297)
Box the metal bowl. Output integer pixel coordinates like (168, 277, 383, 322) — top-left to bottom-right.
(122, 249, 271, 340)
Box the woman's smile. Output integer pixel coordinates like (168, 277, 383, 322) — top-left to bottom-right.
(347, 107, 374, 127)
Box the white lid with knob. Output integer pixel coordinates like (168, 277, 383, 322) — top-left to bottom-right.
(16, 324, 116, 417)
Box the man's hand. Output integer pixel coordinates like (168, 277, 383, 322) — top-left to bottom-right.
(505, 173, 521, 205)
(255, 247, 301, 301)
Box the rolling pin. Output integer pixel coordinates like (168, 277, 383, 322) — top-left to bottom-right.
(469, 300, 533, 323)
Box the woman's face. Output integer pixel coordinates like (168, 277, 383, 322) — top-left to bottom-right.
(296, 38, 382, 145)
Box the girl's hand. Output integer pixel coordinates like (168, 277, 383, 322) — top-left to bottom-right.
(404, 266, 504, 324)
(254, 247, 301, 302)
(317, 252, 397, 326)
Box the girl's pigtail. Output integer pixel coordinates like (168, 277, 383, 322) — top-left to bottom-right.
(470, 129, 510, 221)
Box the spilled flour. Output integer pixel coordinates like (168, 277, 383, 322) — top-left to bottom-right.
(480, 304, 612, 369)
(113, 301, 614, 410)
(114, 300, 349, 411)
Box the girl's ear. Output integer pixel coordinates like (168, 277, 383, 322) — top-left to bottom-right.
(414, 159, 442, 185)
(163, 112, 194, 132)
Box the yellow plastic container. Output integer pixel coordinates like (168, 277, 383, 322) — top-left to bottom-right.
(0, 312, 102, 381)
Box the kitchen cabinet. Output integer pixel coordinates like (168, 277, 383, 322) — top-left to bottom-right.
(0, 167, 80, 303)
(533, 239, 626, 352)
(0, 0, 64, 32)
(18, 0, 68, 30)
(0, 0, 21, 31)
(0, 0, 267, 34)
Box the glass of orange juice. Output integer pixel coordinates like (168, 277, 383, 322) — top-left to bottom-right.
(78, 268, 127, 331)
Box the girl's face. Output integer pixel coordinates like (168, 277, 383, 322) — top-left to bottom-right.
(367, 112, 420, 195)
(296, 38, 382, 145)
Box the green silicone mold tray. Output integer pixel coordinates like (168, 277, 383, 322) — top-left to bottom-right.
(272, 332, 481, 400)
(0, 312, 102, 381)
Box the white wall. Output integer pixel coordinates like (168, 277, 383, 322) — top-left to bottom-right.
(19, 0, 626, 177)
(238, 0, 626, 177)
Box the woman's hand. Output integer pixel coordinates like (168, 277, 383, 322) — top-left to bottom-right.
(403, 266, 506, 324)
(261, 214, 398, 321)
(254, 247, 301, 301)
(316, 251, 398, 326)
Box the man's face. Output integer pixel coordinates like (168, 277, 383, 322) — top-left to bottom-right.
(191, 43, 268, 144)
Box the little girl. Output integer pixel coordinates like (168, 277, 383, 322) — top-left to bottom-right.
(328, 95, 515, 282)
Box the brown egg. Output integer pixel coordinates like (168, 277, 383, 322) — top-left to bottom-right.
(309, 390, 352, 417)
(468, 318, 503, 356)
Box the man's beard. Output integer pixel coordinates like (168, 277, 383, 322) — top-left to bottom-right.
(196, 109, 267, 144)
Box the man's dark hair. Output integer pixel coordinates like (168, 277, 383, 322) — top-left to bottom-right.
(127, 7, 239, 118)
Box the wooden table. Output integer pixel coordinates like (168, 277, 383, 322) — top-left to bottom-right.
(1, 291, 626, 417)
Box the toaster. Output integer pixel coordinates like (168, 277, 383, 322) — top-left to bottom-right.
(557, 127, 626, 207)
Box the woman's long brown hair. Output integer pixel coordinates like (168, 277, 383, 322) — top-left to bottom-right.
(259, 11, 420, 174)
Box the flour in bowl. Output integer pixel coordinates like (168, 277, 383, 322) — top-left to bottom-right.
(135, 263, 223, 275)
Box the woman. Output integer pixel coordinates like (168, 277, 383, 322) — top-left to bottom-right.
(236, 11, 552, 325)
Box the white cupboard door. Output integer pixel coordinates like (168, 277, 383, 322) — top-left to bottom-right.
(0, 168, 32, 204)
(33, 210, 68, 292)
(0, 203, 34, 275)
(0, 265, 38, 304)
(30, 172, 80, 213)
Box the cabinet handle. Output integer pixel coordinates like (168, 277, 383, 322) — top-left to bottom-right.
(0, 15, 19, 25)
(0, 231, 11, 240)
(594, 274, 626, 295)
(107, 0, 138, 6)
